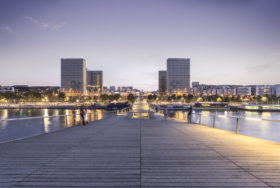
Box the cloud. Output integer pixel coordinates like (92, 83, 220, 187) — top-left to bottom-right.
(247, 53, 280, 71)
(0, 25, 14, 33)
(24, 16, 65, 31)
(248, 62, 272, 70)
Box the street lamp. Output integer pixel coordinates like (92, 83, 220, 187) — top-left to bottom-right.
(261, 96, 268, 104)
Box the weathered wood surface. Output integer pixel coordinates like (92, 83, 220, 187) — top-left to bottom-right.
(0, 112, 280, 187)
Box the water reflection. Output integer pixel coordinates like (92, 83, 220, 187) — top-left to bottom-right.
(262, 112, 271, 119)
(43, 109, 49, 117)
(0, 109, 8, 128)
(0, 109, 108, 143)
(1, 109, 8, 119)
(170, 110, 280, 143)
(43, 117, 51, 133)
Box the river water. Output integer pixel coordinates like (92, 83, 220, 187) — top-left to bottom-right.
(169, 110, 280, 143)
(1, 109, 280, 144)
(0, 109, 109, 143)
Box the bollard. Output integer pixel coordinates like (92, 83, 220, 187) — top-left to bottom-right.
(213, 115, 216, 128)
(199, 114, 201, 124)
(236, 117, 239, 134)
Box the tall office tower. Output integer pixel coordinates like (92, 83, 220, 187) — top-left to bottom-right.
(158, 71, 167, 94)
(61, 58, 87, 94)
(167, 58, 190, 92)
(87, 71, 103, 93)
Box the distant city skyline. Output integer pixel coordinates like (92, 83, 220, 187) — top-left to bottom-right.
(0, 0, 280, 91)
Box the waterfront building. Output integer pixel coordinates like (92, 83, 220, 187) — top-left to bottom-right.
(211, 89, 217, 95)
(29, 86, 60, 92)
(216, 88, 224, 96)
(0, 86, 15, 93)
(167, 58, 190, 93)
(13, 85, 29, 93)
(256, 86, 273, 96)
(61, 58, 87, 95)
(192, 87, 200, 96)
(119, 86, 133, 92)
(103, 86, 108, 93)
(236, 87, 252, 96)
(225, 88, 237, 96)
(276, 87, 280, 97)
(87, 70, 103, 93)
(192, 82, 199, 88)
(274, 85, 280, 97)
(109, 86, 116, 92)
(158, 71, 167, 94)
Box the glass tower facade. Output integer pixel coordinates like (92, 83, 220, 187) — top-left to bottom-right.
(167, 58, 190, 92)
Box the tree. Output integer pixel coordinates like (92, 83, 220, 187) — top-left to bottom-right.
(23, 91, 42, 102)
(147, 94, 157, 101)
(115, 94, 121, 101)
(236, 95, 242, 103)
(176, 95, 182, 101)
(0, 92, 20, 102)
(186, 94, 193, 102)
(147, 94, 154, 101)
(217, 97, 222, 102)
(58, 92, 66, 101)
(100, 94, 109, 101)
(170, 94, 176, 101)
(127, 93, 136, 103)
(224, 96, 230, 102)
(256, 95, 262, 103)
(108, 94, 121, 102)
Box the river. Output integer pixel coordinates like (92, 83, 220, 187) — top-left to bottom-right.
(0, 109, 109, 143)
(169, 110, 280, 143)
(1, 109, 280, 144)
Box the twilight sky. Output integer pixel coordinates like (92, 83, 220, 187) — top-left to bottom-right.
(0, 0, 280, 91)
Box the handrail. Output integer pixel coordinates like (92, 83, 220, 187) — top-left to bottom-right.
(195, 113, 280, 122)
(0, 107, 132, 122)
(157, 109, 280, 134)
(0, 111, 104, 122)
(191, 113, 280, 134)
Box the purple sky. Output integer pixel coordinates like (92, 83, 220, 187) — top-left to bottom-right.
(0, 0, 280, 91)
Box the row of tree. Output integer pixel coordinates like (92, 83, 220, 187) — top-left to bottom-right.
(0, 91, 137, 103)
(147, 94, 280, 104)
(0, 91, 66, 102)
(99, 93, 136, 103)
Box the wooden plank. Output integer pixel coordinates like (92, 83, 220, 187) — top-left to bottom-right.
(0, 101, 279, 187)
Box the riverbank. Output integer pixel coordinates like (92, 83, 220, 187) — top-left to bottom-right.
(0, 102, 131, 111)
(151, 102, 280, 112)
(0, 102, 86, 108)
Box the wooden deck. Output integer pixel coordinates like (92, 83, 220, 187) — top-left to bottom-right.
(0, 113, 280, 187)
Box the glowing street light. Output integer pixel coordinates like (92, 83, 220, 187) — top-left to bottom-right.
(262, 96, 268, 104)
(44, 96, 48, 102)
(197, 97, 203, 102)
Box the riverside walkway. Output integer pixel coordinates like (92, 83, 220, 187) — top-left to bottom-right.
(0, 100, 280, 187)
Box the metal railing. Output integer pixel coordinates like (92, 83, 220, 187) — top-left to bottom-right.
(192, 113, 280, 134)
(0, 108, 133, 143)
(156, 108, 280, 136)
(0, 107, 131, 121)
(0, 111, 104, 127)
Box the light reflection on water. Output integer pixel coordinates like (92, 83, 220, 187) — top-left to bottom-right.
(0, 109, 107, 143)
(170, 110, 280, 143)
(0, 109, 8, 128)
